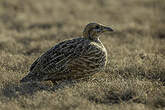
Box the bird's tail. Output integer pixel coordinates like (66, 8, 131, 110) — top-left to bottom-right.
(20, 72, 41, 83)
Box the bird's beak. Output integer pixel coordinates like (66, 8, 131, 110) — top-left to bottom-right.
(102, 26, 114, 32)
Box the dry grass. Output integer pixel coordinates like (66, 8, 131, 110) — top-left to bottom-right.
(0, 0, 165, 109)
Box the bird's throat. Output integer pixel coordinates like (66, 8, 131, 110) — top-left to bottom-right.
(88, 35, 100, 43)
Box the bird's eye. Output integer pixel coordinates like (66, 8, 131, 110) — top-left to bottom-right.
(95, 25, 100, 29)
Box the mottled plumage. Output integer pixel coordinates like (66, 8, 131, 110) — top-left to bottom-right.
(20, 23, 113, 83)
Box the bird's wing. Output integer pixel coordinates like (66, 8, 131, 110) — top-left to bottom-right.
(30, 38, 90, 75)
(29, 57, 40, 71)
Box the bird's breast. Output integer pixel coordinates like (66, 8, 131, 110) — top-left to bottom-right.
(83, 42, 107, 69)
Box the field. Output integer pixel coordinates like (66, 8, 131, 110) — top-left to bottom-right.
(0, 0, 165, 109)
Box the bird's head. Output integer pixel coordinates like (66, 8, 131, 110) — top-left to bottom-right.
(83, 23, 113, 40)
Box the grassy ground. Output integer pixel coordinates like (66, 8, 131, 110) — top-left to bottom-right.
(0, 0, 165, 109)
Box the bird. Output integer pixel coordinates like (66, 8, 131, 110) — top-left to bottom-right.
(20, 23, 114, 84)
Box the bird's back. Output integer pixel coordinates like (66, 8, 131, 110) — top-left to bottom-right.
(20, 23, 113, 83)
(20, 37, 107, 82)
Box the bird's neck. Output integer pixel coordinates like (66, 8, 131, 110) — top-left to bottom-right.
(83, 30, 100, 43)
(88, 36, 100, 43)
(87, 36, 105, 50)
